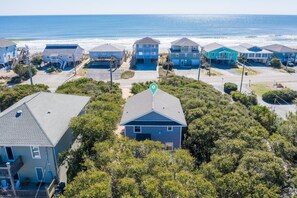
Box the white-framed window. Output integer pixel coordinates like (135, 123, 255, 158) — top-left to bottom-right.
(139, 52, 143, 56)
(31, 146, 41, 159)
(167, 126, 173, 131)
(176, 54, 179, 58)
(134, 126, 141, 133)
(35, 167, 44, 182)
(165, 142, 174, 151)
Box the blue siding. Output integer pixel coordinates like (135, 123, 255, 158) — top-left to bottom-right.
(125, 126, 182, 149)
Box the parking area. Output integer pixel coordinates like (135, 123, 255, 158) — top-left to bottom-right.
(86, 62, 124, 81)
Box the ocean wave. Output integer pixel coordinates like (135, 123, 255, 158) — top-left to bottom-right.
(15, 35, 297, 53)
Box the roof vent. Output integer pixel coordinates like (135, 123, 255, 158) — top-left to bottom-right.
(15, 110, 22, 118)
(163, 107, 165, 109)
(47, 111, 51, 114)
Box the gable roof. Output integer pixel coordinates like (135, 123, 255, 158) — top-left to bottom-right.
(43, 44, 84, 56)
(231, 44, 272, 54)
(120, 89, 187, 126)
(0, 92, 90, 147)
(171, 38, 199, 47)
(262, 44, 297, 53)
(0, 38, 16, 48)
(134, 37, 160, 45)
(203, 42, 225, 52)
(89, 44, 123, 52)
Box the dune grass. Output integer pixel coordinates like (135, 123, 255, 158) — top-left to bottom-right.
(121, 70, 135, 79)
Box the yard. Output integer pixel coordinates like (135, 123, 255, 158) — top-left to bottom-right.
(250, 83, 274, 96)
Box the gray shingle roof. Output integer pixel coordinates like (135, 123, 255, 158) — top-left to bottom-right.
(171, 38, 199, 47)
(262, 44, 297, 53)
(89, 44, 123, 52)
(0, 92, 90, 147)
(0, 38, 16, 48)
(43, 44, 83, 56)
(203, 42, 225, 52)
(231, 45, 272, 54)
(134, 37, 160, 45)
(120, 89, 187, 126)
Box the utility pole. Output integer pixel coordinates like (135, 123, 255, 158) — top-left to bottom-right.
(209, 58, 212, 77)
(73, 54, 76, 75)
(198, 47, 203, 81)
(239, 59, 246, 93)
(109, 57, 115, 90)
(25, 46, 33, 85)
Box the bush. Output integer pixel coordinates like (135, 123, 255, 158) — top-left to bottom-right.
(121, 70, 135, 79)
(31, 55, 43, 65)
(231, 91, 258, 107)
(270, 57, 281, 68)
(47, 66, 56, 73)
(285, 67, 295, 73)
(262, 89, 297, 104)
(224, 82, 238, 94)
(13, 64, 37, 82)
(162, 62, 174, 71)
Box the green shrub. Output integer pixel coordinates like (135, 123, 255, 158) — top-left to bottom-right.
(47, 66, 56, 73)
(162, 62, 174, 71)
(270, 57, 281, 68)
(31, 55, 43, 65)
(285, 67, 295, 73)
(224, 82, 238, 94)
(262, 89, 297, 104)
(231, 91, 258, 107)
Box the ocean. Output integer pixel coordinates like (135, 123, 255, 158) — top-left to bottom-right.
(1, 15, 297, 52)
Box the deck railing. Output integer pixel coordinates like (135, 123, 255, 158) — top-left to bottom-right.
(46, 178, 58, 198)
(0, 156, 24, 179)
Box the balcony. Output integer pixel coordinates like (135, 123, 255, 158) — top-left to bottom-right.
(0, 156, 24, 179)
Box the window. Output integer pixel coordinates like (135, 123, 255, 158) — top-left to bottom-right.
(134, 126, 141, 133)
(165, 142, 174, 151)
(212, 52, 215, 57)
(69, 56, 72, 58)
(138, 52, 143, 55)
(167, 126, 173, 131)
(5, 147, 15, 161)
(193, 53, 197, 57)
(176, 54, 179, 58)
(35, 167, 44, 181)
(256, 54, 261, 58)
(31, 146, 41, 159)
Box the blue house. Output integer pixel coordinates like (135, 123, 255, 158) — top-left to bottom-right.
(263, 44, 297, 64)
(120, 87, 187, 150)
(132, 37, 160, 70)
(0, 38, 17, 66)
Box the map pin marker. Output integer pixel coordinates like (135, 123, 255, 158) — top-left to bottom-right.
(149, 83, 158, 95)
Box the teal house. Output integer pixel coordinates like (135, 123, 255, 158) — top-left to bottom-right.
(203, 43, 238, 65)
(169, 38, 200, 69)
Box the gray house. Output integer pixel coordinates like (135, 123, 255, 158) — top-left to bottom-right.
(89, 44, 125, 66)
(0, 92, 90, 196)
(169, 38, 200, 68)
(0, 38, 17, 66)
(42, 44, 84, 69)
(120, 88, 187, 150)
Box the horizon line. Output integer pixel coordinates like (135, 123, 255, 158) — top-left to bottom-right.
(1, 13, 297, 17)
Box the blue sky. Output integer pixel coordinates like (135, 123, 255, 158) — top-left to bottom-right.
(1, 0, 296, 16)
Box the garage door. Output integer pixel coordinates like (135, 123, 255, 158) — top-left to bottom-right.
(192, 59, 200, 66)
(172, 59, 180, 66)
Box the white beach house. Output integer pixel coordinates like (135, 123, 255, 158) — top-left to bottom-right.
(0, 38, 17, 66)
(232, 43, 273, 64)
(42, 44, 84, 69)
(89, 44, 125, 66)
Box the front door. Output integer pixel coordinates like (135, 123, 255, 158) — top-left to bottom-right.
(5, 147, 15, 161)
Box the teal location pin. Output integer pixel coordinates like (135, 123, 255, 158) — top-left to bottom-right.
(149, 83, 158, 95)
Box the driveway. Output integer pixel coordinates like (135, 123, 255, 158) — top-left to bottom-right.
(86, 65, 124, 82)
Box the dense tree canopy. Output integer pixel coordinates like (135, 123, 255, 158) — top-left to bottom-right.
(0, 84, 49, 111)
(62, 76, 296, 197)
